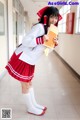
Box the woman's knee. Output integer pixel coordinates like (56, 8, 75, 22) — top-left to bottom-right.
(29, 81, 32, 86)
(20, 82, 30, 93)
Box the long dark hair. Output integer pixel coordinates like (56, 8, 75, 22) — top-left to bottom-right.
(39, 6, 59, 34)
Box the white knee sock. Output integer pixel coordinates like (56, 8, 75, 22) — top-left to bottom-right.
(23, 92, 44, 115)
(29, 87, 45, 110)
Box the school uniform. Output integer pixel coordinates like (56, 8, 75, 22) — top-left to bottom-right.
(5, 23, 47, 82)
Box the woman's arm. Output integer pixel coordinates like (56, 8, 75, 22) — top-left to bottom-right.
(22, 24, 45, 47)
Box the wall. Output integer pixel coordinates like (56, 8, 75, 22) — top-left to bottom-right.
(0, 0, 8, 76)
(55, 0, 80, 75)
(55, 34, 80, 75)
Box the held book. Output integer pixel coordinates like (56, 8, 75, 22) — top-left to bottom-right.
(43, 24, 58, 48)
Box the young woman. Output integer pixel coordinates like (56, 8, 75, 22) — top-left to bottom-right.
(5, 6, 62, 116)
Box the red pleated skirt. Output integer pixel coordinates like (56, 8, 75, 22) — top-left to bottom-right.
(5, 52, 35, 82)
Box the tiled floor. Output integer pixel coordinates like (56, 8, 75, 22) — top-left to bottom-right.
(0, 51, 80, 120)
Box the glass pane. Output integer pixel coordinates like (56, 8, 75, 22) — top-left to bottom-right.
(64, 6, 68, 14)
(63, 14, 66, 23)
(79, 7, 80, 18)
(67, 0, 71, 10)
(59, 7, 64, 15)
(78, 19, 80, 33)
(58, 25, 62, 32)
(76, 19, 78, 33)
(13, 0, 15, 7)
(67, 4, 71, 11)
(63, 23, 66, 32)
(0, 2, 4, 35)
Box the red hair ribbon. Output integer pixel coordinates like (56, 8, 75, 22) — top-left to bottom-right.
(37, 6, 49, 18)
(37, 6, 62, 26)
(44, 15, 47, 25)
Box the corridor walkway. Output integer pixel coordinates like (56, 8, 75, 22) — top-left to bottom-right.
(0, 51, 80, 120)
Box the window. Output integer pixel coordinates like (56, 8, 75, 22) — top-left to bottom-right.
(0, 2, 5, 35)
(58, 0, 71, 33)
(76, 1, 80, 33)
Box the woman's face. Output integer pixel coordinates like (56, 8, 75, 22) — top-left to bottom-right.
(48, 15, 58, 26)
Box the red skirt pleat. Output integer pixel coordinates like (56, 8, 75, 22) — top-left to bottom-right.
(5, 52, 35, 82)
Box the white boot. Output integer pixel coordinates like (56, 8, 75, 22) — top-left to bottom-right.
(29, 87, 47, 111)
(23, 92, 45, 116)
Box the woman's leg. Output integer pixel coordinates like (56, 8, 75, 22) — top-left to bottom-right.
(20, 81, 45, 116)
(29, 81, 47, 111)
(20, 82, 30, 93)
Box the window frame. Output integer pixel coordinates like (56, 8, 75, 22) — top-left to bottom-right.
(75, 2, 80, 34)
(58, 0, 71, 33)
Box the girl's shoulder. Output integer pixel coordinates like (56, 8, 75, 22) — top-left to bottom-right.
(31, 23, 45, 35)
(32, 23, 44, 30)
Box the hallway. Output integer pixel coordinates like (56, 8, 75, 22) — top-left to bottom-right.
(0, 51, 80, 120)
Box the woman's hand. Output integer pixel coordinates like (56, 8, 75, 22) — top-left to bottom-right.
(43, 35, 49, 42)
(54, 36, 58, 47)
(43, 34, 59, 47)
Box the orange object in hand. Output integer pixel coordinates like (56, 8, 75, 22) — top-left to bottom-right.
(44, 24, 58, 48)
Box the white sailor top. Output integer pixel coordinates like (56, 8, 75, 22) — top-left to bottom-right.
(15, 23, 53, 65)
